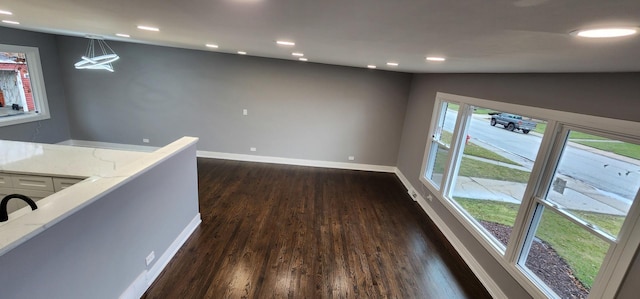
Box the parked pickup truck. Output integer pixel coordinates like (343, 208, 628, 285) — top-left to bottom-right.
(489, 112, 537, 134)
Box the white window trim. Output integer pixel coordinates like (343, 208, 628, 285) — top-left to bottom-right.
(419, 92, 640, 298)
(0, 44, 50, 128)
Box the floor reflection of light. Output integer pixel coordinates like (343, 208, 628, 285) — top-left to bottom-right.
(276, 270, 291, 295)
(228, 262, 251, 295)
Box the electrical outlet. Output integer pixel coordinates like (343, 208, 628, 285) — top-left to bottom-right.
(142, 138, 150, 143)
(426, 194, 433, 202)
(250, 147, 257, 152)
(348, 156, 355, 161)
(145, 251, 155, 266)
(243, 109, 248, 116)
(407, 188, 418, 201)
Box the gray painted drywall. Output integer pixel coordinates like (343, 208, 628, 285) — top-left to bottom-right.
(0, 27, 70, 143)
(396, 73, 640, 298)
(0, 143, 199, 298)
(55, 36, 411, 166)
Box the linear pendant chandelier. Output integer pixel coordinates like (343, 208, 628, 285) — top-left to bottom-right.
(74, 36, 120, 72)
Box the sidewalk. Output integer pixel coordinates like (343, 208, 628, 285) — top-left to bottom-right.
(453, 176, 628, 216)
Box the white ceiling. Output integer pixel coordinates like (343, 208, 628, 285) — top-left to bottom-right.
(1, 0, 639, 73)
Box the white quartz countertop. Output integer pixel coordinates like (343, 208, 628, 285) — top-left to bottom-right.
(0, 140, 149, 178)
(0, 137, 198, 256)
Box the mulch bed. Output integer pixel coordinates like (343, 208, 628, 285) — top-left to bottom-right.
(480, 221, 589, 299)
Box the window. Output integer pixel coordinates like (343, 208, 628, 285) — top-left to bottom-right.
(420, 93, 640, 298)
(0, 44, 50, 127)
(424, 101, 460, 189)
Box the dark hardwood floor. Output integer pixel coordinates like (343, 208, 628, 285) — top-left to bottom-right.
(142, 158, 491, 298)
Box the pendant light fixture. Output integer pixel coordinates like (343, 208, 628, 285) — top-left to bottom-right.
(74, 36, 120, 72)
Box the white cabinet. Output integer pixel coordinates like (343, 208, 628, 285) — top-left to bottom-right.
(0, 188, 52, 214)
(53, 177, 83, 192)
(1, 173, 85, 215)
(11, 174, 54, 192)
(0, 173, 11, 188)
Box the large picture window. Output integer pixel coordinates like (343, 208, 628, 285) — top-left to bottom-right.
(420, 93, 640, 298)
(0, 44, 50, 127)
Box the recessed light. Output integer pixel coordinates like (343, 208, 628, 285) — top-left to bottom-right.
(137, 25, 160, 32)
(426, 57, 446, 62)
(292, 52, 304, 57)
(299, 57, 308, 61)
(2, 20, 19, 25)
(277, 40, 295, 46)
(0, 10, 12, 15)
(367, 65, 377, 69)
(572, 27, 638, 38)
(206, 44, 219, 48)
(386, 62, 398, 66)
(237, 51, 247, 55)
(116, 33, 130, 38)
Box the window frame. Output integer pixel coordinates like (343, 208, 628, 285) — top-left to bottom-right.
(0, 44, 51, 128)
(419, 92, 640, 298)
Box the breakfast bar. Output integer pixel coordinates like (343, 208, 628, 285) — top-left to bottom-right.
(0, 137, 201, 299)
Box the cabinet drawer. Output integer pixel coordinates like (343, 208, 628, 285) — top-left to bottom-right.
(11, 175, 54, 192)
(0, 174, 12, 188)
(53, 177, 83, 192)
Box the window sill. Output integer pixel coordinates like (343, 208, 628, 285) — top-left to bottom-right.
(0, 112, 50, 128)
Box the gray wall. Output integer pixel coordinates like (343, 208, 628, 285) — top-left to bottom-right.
(0, 143, 199, 298)
(396, 73, 640, 298)
(55, 36, 412, 166)
(0, 27, 70, 143)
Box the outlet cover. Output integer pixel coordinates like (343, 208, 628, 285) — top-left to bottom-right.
(407, 188, 418, 201)
(250, 147, 257, 152)
(348, 156, 355, 161)
(243, 109, 248, 116)
(146, 251, 155, 266)
(142, 138, 150, 143)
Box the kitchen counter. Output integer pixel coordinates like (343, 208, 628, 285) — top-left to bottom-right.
(0, 137, 198, 256)
(0, 139, 149, 178)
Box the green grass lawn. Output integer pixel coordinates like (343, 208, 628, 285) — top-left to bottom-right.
(433, 147, 530, 183)
(459, 158, 530, 183)
(473, 108, 498, 115)
(572, 210, 625, 237)
(533, 123, 639, 159)
(464, 142, 521, 166)
(568, 131, 607, 140)
(446, 104, 496, 115)
(534, 122, 608, 140)
(573, 140, 640, 160)
(448, 103, 460, 111)
(439, 131, 521, 166)
(455, 198, 624, 289)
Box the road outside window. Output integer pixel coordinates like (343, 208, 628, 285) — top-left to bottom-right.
(449, 106, 545, 253)
(420, 93, 640, 299)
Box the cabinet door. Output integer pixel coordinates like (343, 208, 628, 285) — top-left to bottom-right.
(11, 175, 54, 192)
(53, 177, 83, 192)
(0, 173, 12, 188)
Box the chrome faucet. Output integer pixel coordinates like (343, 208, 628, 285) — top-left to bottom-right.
(0, 194, 38, 222)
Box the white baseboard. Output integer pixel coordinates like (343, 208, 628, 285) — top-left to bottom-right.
(119, 271, 148, 299)
(146, 214, 202, 286)
(197, 150, 397, 173)
(119, 213, 201, 299)
(394, 169, 507, 299)
(59, 140, 396, 173)
(58, 139, 158, 152)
